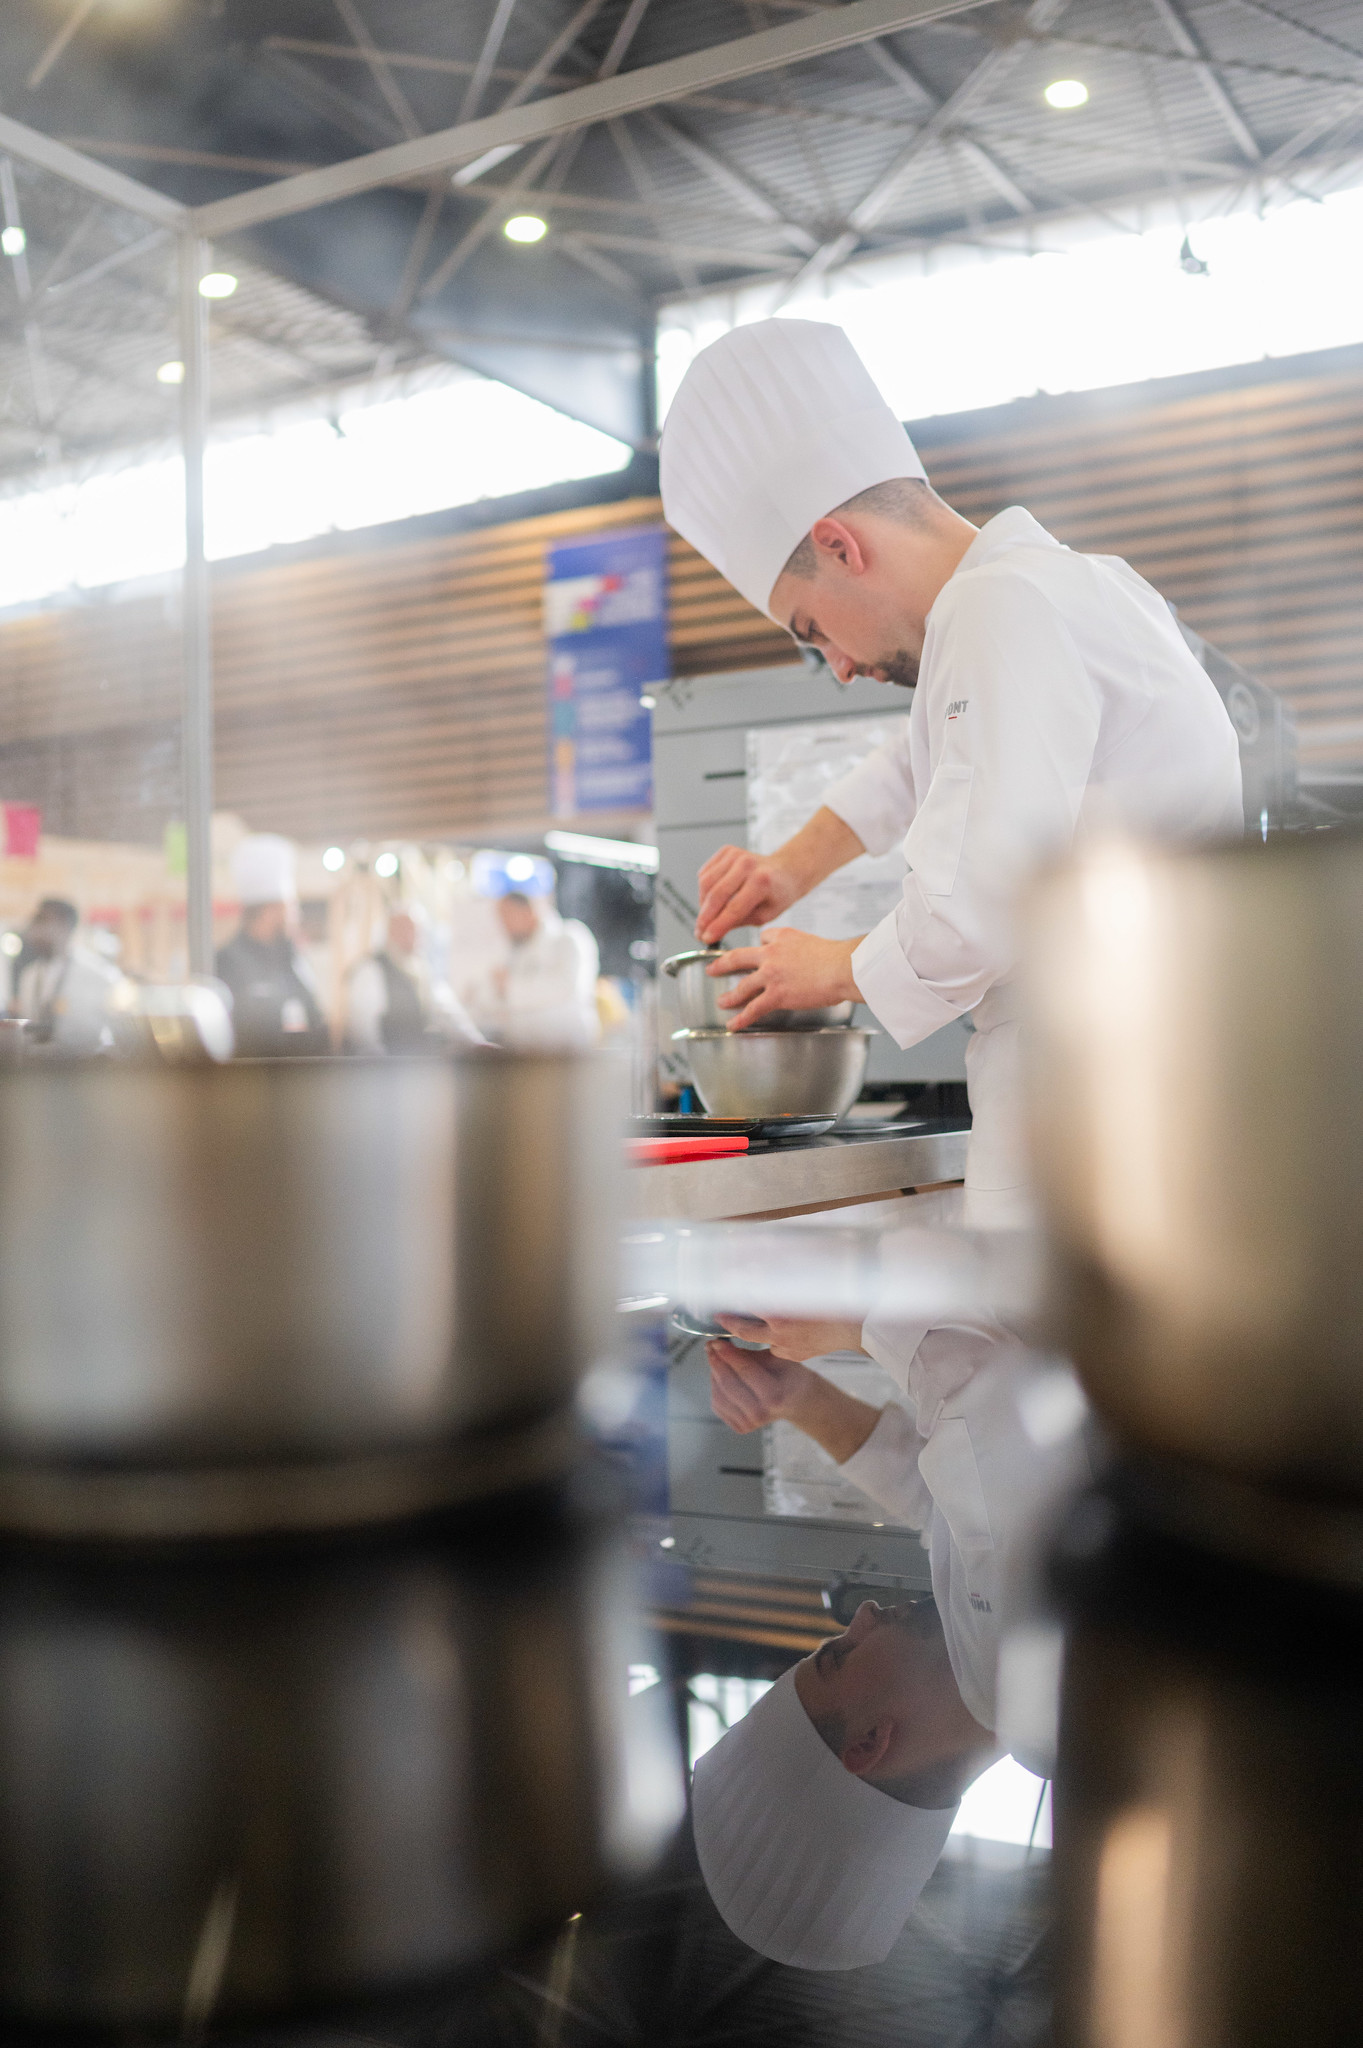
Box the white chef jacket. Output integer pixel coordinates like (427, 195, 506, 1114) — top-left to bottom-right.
(345, 954, 485, 1052)
(15, 945, 123, 1053)
(823, 507, 1243, 1224)
(837, 1316, 1090, 1753)
(464, 909, 601, 1050)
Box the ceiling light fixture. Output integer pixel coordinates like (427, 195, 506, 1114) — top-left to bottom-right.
(374, 852, 400, 878)
(156, 360, 185, 384)
(504, 214, 548, 245)
(321, 846, 345, 872)
(198, 271, 238, 299)
(1, 226, 26, 257)
(1044, 78, 1089, 109)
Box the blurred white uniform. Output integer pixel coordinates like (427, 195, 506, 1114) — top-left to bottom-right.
(16, 946, 122, 1053)
(346, 950, 484, 1053)
(466, 909, 600, 1049)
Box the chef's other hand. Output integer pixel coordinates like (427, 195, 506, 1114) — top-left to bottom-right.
(706, 1339, 813, 1433)
(695, 845, 801, 945)
(717, 927, 862, 1030)
(716, 1313, 868, 1361)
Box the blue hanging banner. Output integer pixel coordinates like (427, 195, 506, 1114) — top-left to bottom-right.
(545, 526, 666, 816)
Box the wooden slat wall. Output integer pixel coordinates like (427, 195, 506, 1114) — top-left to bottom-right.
(2, 346, 1360, 843)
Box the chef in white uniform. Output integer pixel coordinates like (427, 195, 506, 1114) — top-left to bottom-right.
(693, 1305, 1088, 1969)
(462, 889, 601, 1050)
(661, 320, 1244, 1225)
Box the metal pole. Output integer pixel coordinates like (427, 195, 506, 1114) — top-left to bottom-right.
(178, 231, 213, 978)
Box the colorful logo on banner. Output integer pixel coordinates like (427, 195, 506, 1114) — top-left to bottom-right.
(545, 527, 666, 816)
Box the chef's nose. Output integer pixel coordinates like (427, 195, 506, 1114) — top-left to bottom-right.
(827, 648, 859, 686)
(844, 1600, 883, 1644)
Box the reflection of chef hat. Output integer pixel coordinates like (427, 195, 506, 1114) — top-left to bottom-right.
(231, 833, 297, 907)
(660, 320, 926, 620)
(691, 1667, 956, 1970)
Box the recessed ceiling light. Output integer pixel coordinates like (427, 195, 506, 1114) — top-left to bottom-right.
(322, 845, 345, 872)
(1044, 78, 1089, 109)
(156, 360, 185, 384)
(374, 852, 399, 878)
(198, 271, 238, 299)
(1, 226, 26, 257)
(504, 213, 548, 244)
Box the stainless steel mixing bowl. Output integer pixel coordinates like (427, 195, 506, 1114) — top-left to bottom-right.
(0, 1050, 621, 1535)
(1023, 828, 1363, 1494)
(663, 950, 853, 1031)
(672, 1026, 871, 1119)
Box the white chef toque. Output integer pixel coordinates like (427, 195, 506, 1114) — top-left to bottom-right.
(659, 319, 927, 621)
(231, 833, 298, 908)
(691, 1667, 957, 1970)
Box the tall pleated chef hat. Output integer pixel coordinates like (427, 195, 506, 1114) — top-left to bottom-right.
(659, 319, 927, 621)
(231, 832, 297, 907)
(691, 1667, 956, 1971)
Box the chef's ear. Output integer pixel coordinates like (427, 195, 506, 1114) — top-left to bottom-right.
(840, 1721, 893, 1778)
(807, 516, 868, 576)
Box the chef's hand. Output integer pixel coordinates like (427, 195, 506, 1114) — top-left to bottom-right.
(707, 1337, 884, 1464)
(695, 844, 802, 944)
(706, 1339, 815, 1433)
(715, 1313, 868, 1361)
(716, 927, 862, 1029)
(696, 808, 867, 945)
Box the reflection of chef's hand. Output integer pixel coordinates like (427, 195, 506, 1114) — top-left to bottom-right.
(706, 1340, 813, 1433)
(716, 928, 862, 1030)
(696, 845, 801, 945)
(716, 1313, 867, 1361)
(707, 1338, 885, 1464)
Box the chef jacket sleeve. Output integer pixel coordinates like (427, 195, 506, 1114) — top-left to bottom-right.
(345, 958, 387, 1052)
(838, 1399, 936, 1533)
(853, 573, 1101, 1048)
(822, 718, 917, 857)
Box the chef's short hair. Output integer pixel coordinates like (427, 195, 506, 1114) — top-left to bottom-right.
(501, 891, 532, 909)
(33, 897, 78, 931)
(781, 476, 939, 582)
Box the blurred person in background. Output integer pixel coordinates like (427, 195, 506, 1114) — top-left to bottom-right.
(345, 906, 484, 1053)
(463, 890, 600, 1049)
(7, 897, 122, 1053)
(215, 834, 329, 1057)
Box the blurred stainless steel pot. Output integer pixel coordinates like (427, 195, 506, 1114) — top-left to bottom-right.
(673, 1026, 871, 1119)
(663, 950, 853, 1031)
(0, 1500, 682, 2030)
(1024, 829, 1363, 1493)
(0, 1051, 621, 1535)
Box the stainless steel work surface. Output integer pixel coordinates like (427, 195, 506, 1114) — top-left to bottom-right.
(626, 1120, 969, 1220)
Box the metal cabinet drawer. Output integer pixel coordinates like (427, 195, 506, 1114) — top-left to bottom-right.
(653, 727, 750, 829)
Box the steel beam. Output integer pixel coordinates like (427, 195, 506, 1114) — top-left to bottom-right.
(1145, 0, 1263, 163)
(0, 110, 186, 227)
(189, 0, 996, 237)
(177, 232, 214, 980)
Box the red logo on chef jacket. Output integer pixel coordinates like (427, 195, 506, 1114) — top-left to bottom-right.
(946, 700, 968, 721)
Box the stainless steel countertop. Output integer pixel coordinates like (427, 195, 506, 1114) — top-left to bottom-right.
(626, 1121, 969, 1221)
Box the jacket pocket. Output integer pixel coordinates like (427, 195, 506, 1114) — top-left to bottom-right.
(905, 763, 974, 897)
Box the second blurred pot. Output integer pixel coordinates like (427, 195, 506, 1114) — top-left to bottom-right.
(1024, 829, 1363, 1495)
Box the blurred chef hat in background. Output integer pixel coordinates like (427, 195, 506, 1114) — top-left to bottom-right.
(660, 319, 926, 621)
(690, 1665, 956, 1970)
(231, 833, 298, 908)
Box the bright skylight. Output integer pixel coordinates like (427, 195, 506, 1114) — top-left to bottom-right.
(0, 367, 631, 613)
(658, 181, 1363, 427)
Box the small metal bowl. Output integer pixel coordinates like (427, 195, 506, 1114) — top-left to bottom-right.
(662, 949, 853, 1031)
(672, 1026, 871, 1119)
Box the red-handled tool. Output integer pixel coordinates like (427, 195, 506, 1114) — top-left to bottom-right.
(625, 1134, 750, 1166)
